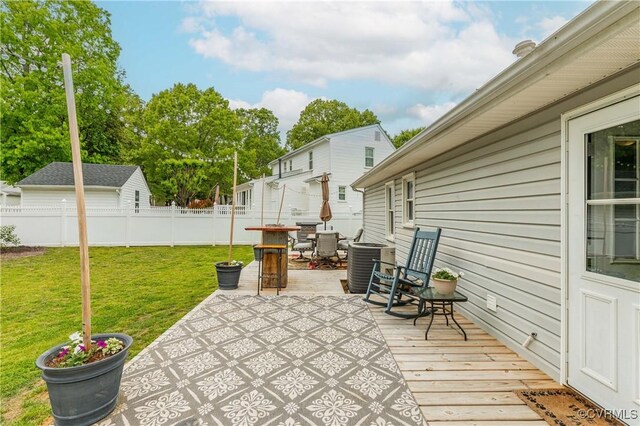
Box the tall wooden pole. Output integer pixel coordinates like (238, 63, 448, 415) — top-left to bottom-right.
(227, 151, 238, 264)
(62, 53, 91, 349)
(276, 184, 286, 224)
(260, 174, 265, 227)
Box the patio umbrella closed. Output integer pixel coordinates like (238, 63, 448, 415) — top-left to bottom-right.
(320, 172, 332, 230)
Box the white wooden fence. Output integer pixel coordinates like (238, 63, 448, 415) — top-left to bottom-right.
(0, 203, 363, 247)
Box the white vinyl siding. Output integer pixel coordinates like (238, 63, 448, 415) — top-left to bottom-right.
(21, 188, 119, 208)
(120, 168, 151, 208)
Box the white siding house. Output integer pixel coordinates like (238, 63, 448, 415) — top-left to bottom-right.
(17, 162, 152, 209)
(236, 124, 395, 216)
(352, 1, 639, 418)
(0, 181, 21, 206)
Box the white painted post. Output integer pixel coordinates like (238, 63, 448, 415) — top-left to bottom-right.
(170, 201, 176, 247)
(61, 199, 67, 247)
(125, 200, 131, 248)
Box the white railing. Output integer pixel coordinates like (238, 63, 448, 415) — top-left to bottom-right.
(0, 202, 363, 247)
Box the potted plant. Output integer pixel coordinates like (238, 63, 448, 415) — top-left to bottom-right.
(35, 53, 132, 425)
(215, 259, 244, 289)
(431, 267, 464, 294)
(36, 332, 133, 425)
(215, 151, 243, 290)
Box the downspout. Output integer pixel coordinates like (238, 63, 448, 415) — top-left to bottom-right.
(278, 159, 282, 179)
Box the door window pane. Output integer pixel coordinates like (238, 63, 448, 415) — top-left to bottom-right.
(585, 119, 640, 282)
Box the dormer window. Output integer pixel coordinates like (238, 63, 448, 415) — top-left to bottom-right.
(309, 151, 313, 170)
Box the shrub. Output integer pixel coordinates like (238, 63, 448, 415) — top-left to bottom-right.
(187, 199, 213, 209)
(0, 225, 20, 248)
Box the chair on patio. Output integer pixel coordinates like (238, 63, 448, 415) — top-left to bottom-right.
(289, 224, 316, 261)
(337, 227, 363, 252)
(363, 227, 441, 318)
(314, 230, 340, 268)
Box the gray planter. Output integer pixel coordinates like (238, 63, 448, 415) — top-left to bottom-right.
(36, 333, 133, 426)
(215, 262, 242, 289)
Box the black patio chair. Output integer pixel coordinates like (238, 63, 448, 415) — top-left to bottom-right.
(363, 227, 441, 318)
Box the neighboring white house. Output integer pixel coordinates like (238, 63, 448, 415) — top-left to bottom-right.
(236, 124, 395, 216)
(353, 1, 639, 419)
(0, 181, 21, 206)
(17, 162, 152, 209)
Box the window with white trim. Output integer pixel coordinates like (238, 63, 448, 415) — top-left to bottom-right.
(289, 160, 293, 171)
(338, 186, 346, 201)
(308, 151, 313, 170)
(402, 173, 415, 226)
(365, 147, 374, 168)
(385, 181, 395, 239)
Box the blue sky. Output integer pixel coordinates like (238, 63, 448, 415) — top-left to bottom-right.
(97, 0, 593, 139)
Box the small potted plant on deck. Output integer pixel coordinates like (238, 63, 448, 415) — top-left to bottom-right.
(431, 267, 464, 294)
(214, 151, 243, 290)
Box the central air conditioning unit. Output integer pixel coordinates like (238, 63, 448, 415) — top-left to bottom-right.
(380, 247, 396, 276)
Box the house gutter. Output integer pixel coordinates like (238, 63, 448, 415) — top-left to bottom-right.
(17, 184, 120, 191)
(351, 0, 639, 190)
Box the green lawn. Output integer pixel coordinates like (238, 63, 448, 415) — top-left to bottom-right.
(0, 245, 253, 426)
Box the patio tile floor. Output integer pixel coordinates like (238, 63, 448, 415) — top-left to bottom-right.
(107, 262, 561, 425)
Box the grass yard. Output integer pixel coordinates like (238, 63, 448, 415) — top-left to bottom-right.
(0, 245, 253, 426)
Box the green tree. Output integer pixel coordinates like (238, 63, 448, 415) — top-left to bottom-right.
(393, 127, 425, 148)
(135, 83, 242, 205)
(285, 99, 379, 150)
(235, 108, 285, 177)
(0, 0, 131, 184)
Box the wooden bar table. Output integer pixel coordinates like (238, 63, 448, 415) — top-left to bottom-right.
(246, 226, 300, 288)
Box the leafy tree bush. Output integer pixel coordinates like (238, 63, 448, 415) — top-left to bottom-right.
(286, 99, 380, 150)
(0, 225, 20, 248)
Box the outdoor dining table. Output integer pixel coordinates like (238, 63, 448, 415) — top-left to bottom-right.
(245, 225, 300, 288)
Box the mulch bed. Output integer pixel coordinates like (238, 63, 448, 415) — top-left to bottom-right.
(515, 388, 624, 426)
(1, 246, 46, 260)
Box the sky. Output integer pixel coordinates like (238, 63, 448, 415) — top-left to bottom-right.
(97, 0, 594, 140)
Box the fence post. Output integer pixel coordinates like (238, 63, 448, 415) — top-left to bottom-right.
(60, 199, 67, 247)
(170, 201, 176, 247)
(125, 200, 131, 248)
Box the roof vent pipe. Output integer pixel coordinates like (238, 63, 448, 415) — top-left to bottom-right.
(512, 40, 536, 58)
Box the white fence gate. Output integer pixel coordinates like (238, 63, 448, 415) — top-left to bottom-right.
(0, 203, 363, 247)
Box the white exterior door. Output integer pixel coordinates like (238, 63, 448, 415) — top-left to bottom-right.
(567, 94, 640, 424)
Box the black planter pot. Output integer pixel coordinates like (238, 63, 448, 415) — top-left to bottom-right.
(215, 262, 242, 289)
(36, 333, 133, 426)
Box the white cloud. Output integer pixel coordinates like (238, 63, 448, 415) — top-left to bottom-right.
(228, 88, 317, 134)
(184, 1, 516, 93)
(537, 16, 569, 39)
(407, 101, 457, 125)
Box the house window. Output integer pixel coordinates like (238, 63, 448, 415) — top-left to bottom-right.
(365, 147, 374, 168)
(338, 186, 346, 201)
(134, 190, 140, 213)
(309, 151, 313, 170)
(289, 160, 293, 171)
(402, 173, 415, 226)
(385, 181, 395, 239)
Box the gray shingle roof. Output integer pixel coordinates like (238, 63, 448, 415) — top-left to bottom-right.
(17, 162, 139, 187)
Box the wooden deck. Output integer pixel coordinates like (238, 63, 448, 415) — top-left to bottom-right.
(367, 298, 562, 425)
(224, 262, 562, 425)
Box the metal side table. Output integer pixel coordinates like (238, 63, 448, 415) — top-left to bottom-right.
(410, 287, 469, 340)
